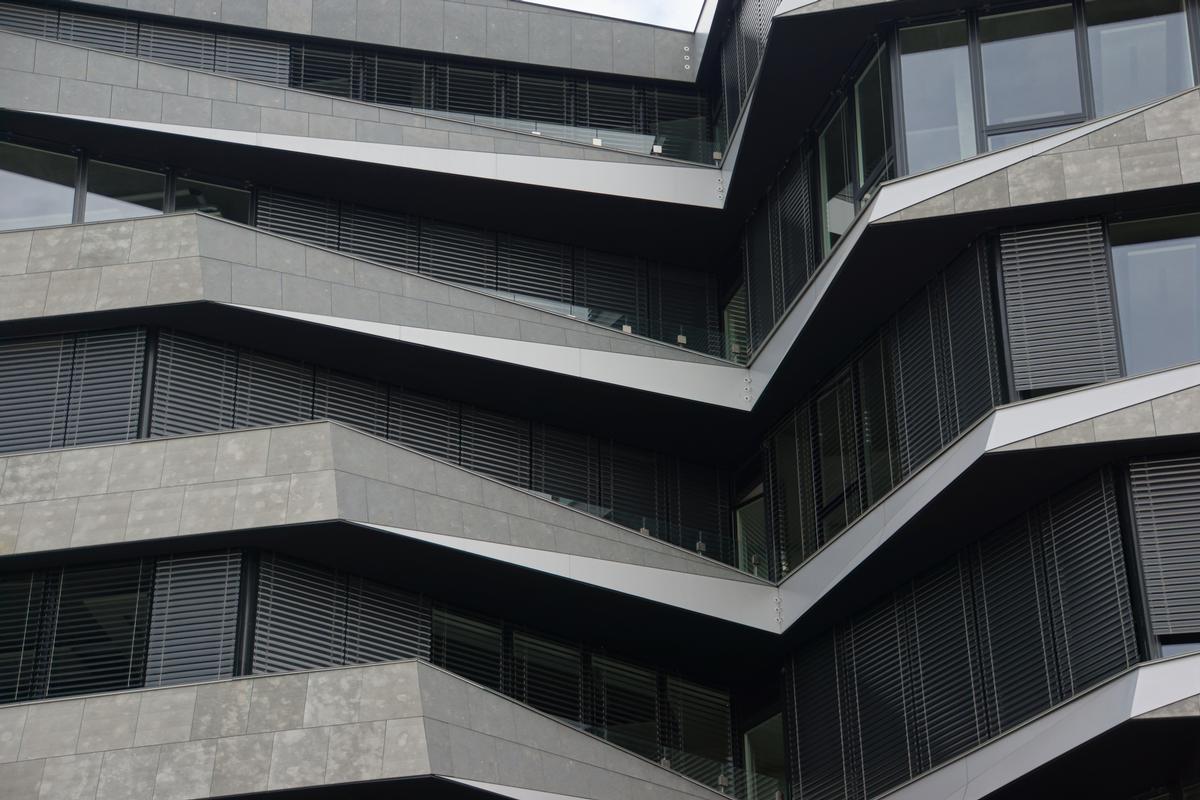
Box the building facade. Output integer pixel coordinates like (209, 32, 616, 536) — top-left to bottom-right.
(1, 0, 1200, 798)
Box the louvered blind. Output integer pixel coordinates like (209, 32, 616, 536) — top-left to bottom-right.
(943, 247, 1002, 430)
(431, 607, 504, 692)
(0, 335, 71, 453)
(314, 369, 389, 437)
(662, 677, 732, 789)
(345, 575, 431, 664)
(590, 655, 659, 760)
(498, 234, 573, 306)
(602, 444, 663, 536)
(64, 329, 145, 447)
(364, 52, 429, 108)
(778, 152, 817, 301)
(746, 206, 774, 349)
(341, 204, 419, 271)
(45, 560, 153, 699)
(253, 553, 347, 673)
(256, 189, 340, 249)
(151, 332, 238, 436)
(145, 551, 241, 687)
(57, 11, 137, 55)
(1130, 454, 1200, 636)
(233, 349, 314, 427)
(908, 556, 985, 772)
(532, 424, 599, 513)
(0, 1, 56, 36)
(0, 571, 50, 704)
(575, 250, 648, 335)
(787, 633, 845, 800)
(388, 388, 461, 463)
(138, 23, 214, 71)
(419, 219, 497, 289)
(0, 330, 144, 454)
(786, 470, 1134, 800)
(846, 596, 912, 798)
(214, 33, 289, 84)
(1042, 471, 1136, 694)
(461, 407, 529, 488)
(1000, 220, 1122, 393)
(511, 631, 583, 725)
(291, 43, 358, 98)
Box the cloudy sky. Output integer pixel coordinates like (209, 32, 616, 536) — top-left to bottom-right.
(522, 0, 703, 30)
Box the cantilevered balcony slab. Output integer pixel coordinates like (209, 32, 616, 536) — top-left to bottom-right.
(0, 421, 777, 632)
(53, 0, 699, 83)
(0, 659, 728, 800)
(0, 32, 722, 207)
(0, 214, 749, 413)
(777, 361, 1200, 636)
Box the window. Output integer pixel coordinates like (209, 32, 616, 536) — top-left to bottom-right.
(819, 103, 855, 254)
(174, 178, 251, 223)
(84, 161, 164, 222)
(899, 21, 978, 173)
(980, 5, 1083, 143)
(1087, 0, 1194, 117)
(1111, 214, 1200, 375)
(818, 46, 893, 255)
(0, 142, 76, 231)
(854, 51, 893, 196)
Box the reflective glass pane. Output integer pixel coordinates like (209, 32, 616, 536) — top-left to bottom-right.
(1111, 214, 1200, 375)
(899, 21, 978, 173)
(1087, 0, 1193, 117)
(173, 178, 250, 223)
(980, 5, 1083, 126)
(84, 161, 164, 222)
(0, 142, 76, 231)
(819, 103, 854, 255)
(986, 123, 1074, 150)
(855, 48, 893, 191)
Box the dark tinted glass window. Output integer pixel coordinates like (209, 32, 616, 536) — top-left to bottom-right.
(819, 103, 854, 255)
(899, 21, 977, 172)
(84, 161, 164, 222)
(174, 178, 251, 223)
(855, 49, 893, 193)
(0, 142, 76, 231)
(1087, 0, 1193, 116)
(980, 6, 1082, 127)
(1111, 214, 1200, 375)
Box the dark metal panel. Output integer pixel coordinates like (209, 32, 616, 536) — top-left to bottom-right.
(1000, 220, 1122, 393)
(145, 550, 241, 687)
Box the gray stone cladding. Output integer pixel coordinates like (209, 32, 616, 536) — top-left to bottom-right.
(57, 0, 698, 82)
(0, 30, 699, 165)
(0, 213, 730, 365)
(0, 420, 764, 583)
(0, 659, 728, 800)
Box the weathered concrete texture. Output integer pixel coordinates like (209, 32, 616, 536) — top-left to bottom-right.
(0, 660, 727, 800)
(995, 384, 1200, 452)
(0, 213, 725, 365)
(59, 0, 696, 82)
(0, 420, 760, 583)
(884, 89, 1200, 222)
(0, 31, 690, 165)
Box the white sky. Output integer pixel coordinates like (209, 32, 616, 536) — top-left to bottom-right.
(521, 0, 704, 31)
